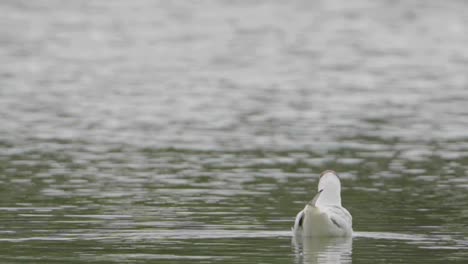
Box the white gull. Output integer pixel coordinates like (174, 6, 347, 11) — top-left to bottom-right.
(293, 170, 353, 237)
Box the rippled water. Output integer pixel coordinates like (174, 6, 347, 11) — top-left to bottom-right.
(1, 0, 468, 263)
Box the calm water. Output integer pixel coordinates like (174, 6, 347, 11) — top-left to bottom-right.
(1, 0, 468, 263)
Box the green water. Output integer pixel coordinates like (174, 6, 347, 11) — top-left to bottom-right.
(1, 147, 467, 263)
(2, 0, 468, 263)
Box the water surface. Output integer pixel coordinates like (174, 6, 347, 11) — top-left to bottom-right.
(1, 0, 468, 263)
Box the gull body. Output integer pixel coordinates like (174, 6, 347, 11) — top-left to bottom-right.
(293, 170, 352, 237)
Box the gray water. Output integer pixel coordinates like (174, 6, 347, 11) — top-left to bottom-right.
(1, 0, 468, 263)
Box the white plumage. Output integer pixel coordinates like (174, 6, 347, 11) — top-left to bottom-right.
(293, 170, 352, 237)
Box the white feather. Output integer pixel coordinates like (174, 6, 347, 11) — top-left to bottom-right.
(293, 170, 353, 237)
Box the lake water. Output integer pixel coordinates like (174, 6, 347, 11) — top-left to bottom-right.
(1, 0, 468, 263)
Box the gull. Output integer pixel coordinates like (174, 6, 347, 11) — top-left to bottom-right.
(293, 170, 352, 237)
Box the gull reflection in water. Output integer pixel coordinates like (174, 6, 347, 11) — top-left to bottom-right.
(292, 236, 352, 264)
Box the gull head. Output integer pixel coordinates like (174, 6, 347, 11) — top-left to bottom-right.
(316, 170, 342, 206)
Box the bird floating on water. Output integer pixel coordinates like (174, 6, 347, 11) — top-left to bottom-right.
(293, 170, 352, 237)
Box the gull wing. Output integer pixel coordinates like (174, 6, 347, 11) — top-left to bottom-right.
(293, 209, 305, 232)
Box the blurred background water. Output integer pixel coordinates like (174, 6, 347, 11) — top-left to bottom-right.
(1, 0, 468, 263)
